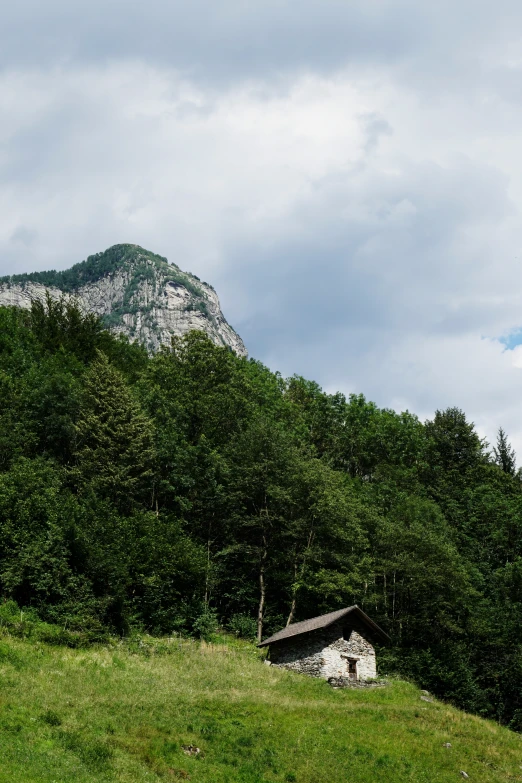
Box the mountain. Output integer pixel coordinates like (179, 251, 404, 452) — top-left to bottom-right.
(0, 244, 246, 355)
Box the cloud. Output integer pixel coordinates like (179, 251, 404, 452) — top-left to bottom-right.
(3, 3, 522, 459)
(0, 1, 429, 79)
(2, 0, 521, 93)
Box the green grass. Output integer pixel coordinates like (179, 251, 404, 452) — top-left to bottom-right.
(0, 633, 521, 783)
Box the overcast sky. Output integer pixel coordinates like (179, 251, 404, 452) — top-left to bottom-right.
(3, 1, 522, 454)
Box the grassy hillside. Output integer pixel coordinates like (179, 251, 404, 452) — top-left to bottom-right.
(1, 634, 521, 783)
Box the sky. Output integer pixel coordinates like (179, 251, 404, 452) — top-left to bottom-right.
(2, 0, 522, 455)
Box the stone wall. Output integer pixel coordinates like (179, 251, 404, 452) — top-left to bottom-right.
(269, 619, 377, 681)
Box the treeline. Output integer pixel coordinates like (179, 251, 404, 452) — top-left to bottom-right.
(2, 297, 522, 727)
(0, 244, 169, 292)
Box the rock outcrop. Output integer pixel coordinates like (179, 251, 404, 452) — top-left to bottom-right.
(0, 244, 246, 356)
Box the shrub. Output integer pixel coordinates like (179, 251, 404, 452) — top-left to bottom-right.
(193, 608, 218, 642)
(228, 613, 257, 640)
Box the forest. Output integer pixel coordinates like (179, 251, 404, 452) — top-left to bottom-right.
(0, 244, 171, 293)
(2, 296, 522, 729)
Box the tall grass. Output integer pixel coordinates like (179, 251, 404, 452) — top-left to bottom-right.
(0, 630, 521, 782)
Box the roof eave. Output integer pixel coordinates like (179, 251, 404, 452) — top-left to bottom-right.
(257, 605, 391, 647)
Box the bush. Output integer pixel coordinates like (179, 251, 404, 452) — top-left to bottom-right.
(193, 608, 218, 642)
(228, 613, 257, 640)
(0, 599, 108, 647)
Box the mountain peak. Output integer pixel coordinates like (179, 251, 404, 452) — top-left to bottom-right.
(0, 245, 246, 356)
(1, 244, 182, 291)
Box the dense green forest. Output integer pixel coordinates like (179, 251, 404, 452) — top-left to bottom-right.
(0, 245, 170, 292)
(2, 297, 522, 729)
(0, 244, 208, 299)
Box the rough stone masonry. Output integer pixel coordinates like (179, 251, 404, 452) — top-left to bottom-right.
(269, 618, 377, 680)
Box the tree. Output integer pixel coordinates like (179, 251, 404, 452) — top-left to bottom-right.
(423, 407, 487, 534)
(29, 293, 104, 362)
(425, 407, 486, 474)
(281, 459, 372, 624)
(0, 458, 92, 621)
(494, 427, 517, 476)
(221, 415, 296, 643)
(71, 351, 155, 513)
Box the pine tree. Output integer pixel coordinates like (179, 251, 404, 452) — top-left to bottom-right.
(494, 427, 517, 476)
(72, 351, 155, 512)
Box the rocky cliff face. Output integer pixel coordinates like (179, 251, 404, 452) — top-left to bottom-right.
(0, 244, 246, 356)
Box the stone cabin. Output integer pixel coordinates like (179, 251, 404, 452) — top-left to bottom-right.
(258, 606, 389, 682)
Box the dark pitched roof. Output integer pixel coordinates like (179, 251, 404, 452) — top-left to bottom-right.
(257, 605, 390, 647)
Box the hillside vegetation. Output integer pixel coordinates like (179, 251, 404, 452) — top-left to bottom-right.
(0, 244, 206, 296)
(2, 298, 522, 728)
(2, 632, 522, 783)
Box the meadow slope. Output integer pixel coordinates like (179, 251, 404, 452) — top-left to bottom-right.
(1, 635, 521, 783)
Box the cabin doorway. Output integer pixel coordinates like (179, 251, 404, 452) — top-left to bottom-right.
(347, 659, 357, 681)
